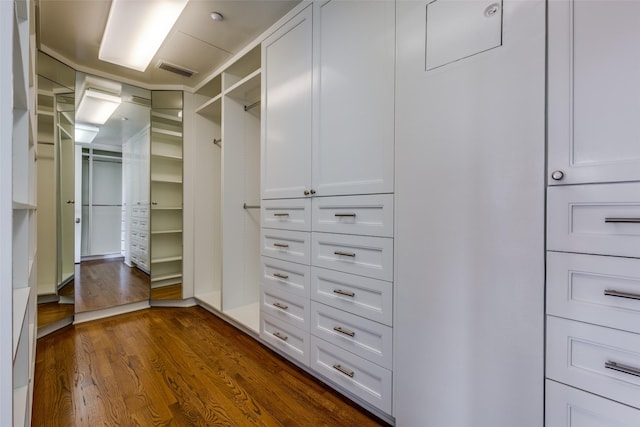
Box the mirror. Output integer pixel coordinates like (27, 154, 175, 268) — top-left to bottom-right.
(36, 52, 76, 335)
(73, 73, 152, 314)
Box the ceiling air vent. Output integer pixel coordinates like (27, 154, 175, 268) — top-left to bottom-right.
(156, 60, 195, 78)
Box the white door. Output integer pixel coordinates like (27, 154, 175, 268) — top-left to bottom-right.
(312, 0, 394, 197)
(548, 0, 640, 185)
(261, 6, 313, 200)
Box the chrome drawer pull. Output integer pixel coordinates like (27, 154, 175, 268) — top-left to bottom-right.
(605, 361, 640, 377)
(605, 217, 640, 223)
(333, 363, 354, 378)
(604, 289, 640, 301)
(333, 289, 355, 297)
(273, 302, 289, 310)
(273, 242, 289, 248)
(335, 213, 356, 218)
(334, 251, 356, 257)
(273, 331, 288, 341)
(273, 213, 290, 217)
(273, 273, 289, 280)
(333, 326, 355, 337)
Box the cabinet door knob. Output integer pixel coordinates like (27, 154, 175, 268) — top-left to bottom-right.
(310, 189, 316, 195)
(551, 170, 564, 181)
(304, 190, 310, 196)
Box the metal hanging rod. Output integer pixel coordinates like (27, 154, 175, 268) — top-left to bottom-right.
(244, 101, 260, 112)
(213, 138, 222, 147)
(243, 203, 260, 209)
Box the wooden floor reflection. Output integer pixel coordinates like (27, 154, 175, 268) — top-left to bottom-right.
(37, 281, 74, 328)
(75, 258, 149, 313)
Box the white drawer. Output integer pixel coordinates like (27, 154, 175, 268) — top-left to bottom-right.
(312, 194, 393, 237)
(261, 229, 310, 265)
(261, 256, 310, 299)
(262, 281, 309, 331)
(310, 301, 392, 369)
(261, 198, 311, 232)
(139, 218, 149, 229)
(132, 219, 140, 228)
(261, 312, 309, 365)
(548, 182, 640, 257)
(138, 231, 148, 242)
(311, 233, 393, 281)
(309, 336, 392, 414)
(548, 251, 640, 334)
(546, 379, 640, 427)
(547, 316, 640, 409)
(311, 267, 392, 326)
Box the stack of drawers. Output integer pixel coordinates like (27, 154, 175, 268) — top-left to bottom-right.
(546, 183, 640, 426)
(130, 204, 150, 273)
(259, 194, 394, 414)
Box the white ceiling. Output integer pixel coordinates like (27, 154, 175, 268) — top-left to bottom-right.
(38, 0, 300, 148)
(38, 0, 301, 89)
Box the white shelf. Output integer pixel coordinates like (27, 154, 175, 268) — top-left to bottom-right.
(195, 94, 222, 119)
(151, 256, 183, 264)
(152, 229, 182, 235)
(13, 384, 29, 427)
(224, 302, 260, 334)
(151, 127, 182, 138)
(151, 176, 183, 184)
(151, 153, 182, 161)
(151, 110, 183, 123)
(12, 201, 36, 210)
(13, 287, 30, 359)
(151, 206, 182, 211)
(151, 272, 182, 283)
(225, 69, 261, 102)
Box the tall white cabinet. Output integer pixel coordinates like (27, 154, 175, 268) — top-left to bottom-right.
(1, 0, 37, 425)
(545, 1, 640, 425)
(394, 0, 545, 425)
(260, 1, 395, 418)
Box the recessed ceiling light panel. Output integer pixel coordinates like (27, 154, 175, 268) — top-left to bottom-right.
(210, 12, 224, 21)
(76, 89, 122, 125)
(99, 0, 189, 72)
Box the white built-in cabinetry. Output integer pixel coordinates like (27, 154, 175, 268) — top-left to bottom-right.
(260, 1, 395, 417)
(1, 0, 37, 425)
(123, 127, 150, 272)
(193, 45, 262, 332)
(546, 1, 640, 424)
(150, 92, 183, 291)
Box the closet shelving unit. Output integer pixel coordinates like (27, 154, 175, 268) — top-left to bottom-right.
(193, 44, 262, 333)
(150, 95, 184, 289)
(2, 0, 37, 425)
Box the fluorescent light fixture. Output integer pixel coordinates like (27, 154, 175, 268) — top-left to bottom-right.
(76, 89, 122, 125)
(75, 124, 100, 144)
(99, 0, 189, 72)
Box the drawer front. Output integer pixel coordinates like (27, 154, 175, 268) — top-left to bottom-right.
(547, 316, 640, 409)
(548, 251, 640, 334)
(309, 336, 392, 414)
(261, 256, 310, 299)
(261, 229, 310, 265)
(139, 218, 149, 229)
(311, 233, 393, 281)
(261, 313, 309, 365)
(310, 301, 392, 369)
(262, 281, 309, 331)
(311, 267, 392, 326)
(312, 194, 393, 237)
(548, 182, 640, 257)
(546, 379, 640, 427)
(262, 198, 311, 232)
(138, 231, 148, 242)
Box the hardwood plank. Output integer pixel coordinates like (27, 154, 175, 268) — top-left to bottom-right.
(75, 258, 149, 313)
(33, 307, 390, 426)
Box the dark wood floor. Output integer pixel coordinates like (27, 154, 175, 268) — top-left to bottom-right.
(75, 258, 149, 312)
(33, 306, 389, 426)
(151, 283, 183, 300)
(37, 281, 75, 328)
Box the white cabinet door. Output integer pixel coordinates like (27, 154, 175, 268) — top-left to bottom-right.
(311, 0, 394, 196)
(261, 6, 313, 199)
(548, 0, 640, 185)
